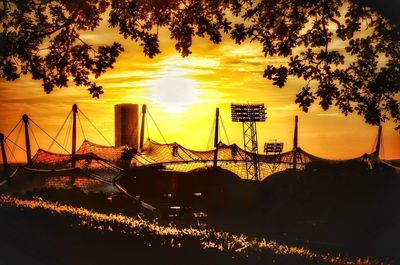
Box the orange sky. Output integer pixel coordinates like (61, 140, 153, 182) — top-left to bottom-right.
(0, 16, 399, 163)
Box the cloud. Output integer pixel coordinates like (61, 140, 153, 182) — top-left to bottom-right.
(1, 14, 399, 161)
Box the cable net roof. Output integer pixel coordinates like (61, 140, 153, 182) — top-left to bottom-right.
(31, 138, 364, 180)
(134, 139, 321, 165)
(32, 140, 125, 172)
(7, 166, 120, 194)
(32, 149, 72, 168)
(76, 140, 125, 162)
(133, 139, 330, 179)
(135, 139, 256, 164)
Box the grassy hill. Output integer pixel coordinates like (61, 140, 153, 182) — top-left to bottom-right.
(1, 159, 399, 263)
(248, 160, 400, 260)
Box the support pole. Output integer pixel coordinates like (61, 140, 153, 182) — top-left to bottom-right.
(71, 104, 78, 167)
(213, 108, 219, 168)
(375, 125, 382, 157)
(0, 133, 9, 178)
(22, 114, 32, 166)
(139, 104, 147, 152)
(293, 115, 298, 170)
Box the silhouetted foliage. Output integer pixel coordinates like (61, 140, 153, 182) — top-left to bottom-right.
(1, 0, 399, 128)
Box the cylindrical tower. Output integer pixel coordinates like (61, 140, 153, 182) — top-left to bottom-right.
(115, 104, 139, 150)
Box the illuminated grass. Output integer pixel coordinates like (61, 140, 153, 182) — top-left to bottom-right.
(0, 194, 386, 265)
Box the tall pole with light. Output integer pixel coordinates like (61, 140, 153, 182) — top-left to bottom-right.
(231, 104, 266, 181)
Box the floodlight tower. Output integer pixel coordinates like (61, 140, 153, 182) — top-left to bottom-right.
(264, 141, 284, 161)
(231, 104, 266, 180)
(264, 141, 284, 172)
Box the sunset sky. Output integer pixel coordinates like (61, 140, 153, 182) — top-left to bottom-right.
(0, 15, 399, 163)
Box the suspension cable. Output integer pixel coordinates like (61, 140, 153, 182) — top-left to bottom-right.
(79, 109, 112, 146)
(5, 136, 25, 153)
(207, 116, 215, 150)
(5, 141, 18, 162)
(147, 109, 180, 159)
(134, 154, 154, 165)
(29, 119, 70, 154)
(5, 119, 22, 140)
(12, 122, 23, 155)
(77, 112, 86, 140)
(29, 124, 40, 150)
(147, 109, 168, 144)
(177, 144, 198, 161)
(219, 113, 230, 145)
(63, 115, 72, 154)
(371, 130, 378, 154)
(48, 110, 71, 151)
(146, 113, 150, 140)
(94, 158, 122, 172)
(219, 122, 221, 144)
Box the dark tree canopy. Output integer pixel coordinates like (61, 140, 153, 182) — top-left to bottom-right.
(1, 0, 399, 129)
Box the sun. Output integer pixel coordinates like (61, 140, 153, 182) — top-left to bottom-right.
(149, 76, 198, 113)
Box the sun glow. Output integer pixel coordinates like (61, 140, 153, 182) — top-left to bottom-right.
(149, 76, 198, 113)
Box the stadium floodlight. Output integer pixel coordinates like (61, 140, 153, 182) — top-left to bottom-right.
(230, 103, 267, 181)
(264, 142, 284, 153)
(231, 104, 266, 122)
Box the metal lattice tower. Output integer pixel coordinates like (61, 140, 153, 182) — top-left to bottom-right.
(242, 121, 259, 180)
(231, 104, 266, 181)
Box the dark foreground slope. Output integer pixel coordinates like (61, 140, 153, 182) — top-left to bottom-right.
(0, 206, 232, 265)
(111, 160, 400, 262)
(248, 161, 400, 261)
(0, 198, 345, 265)
(0, 160, 399, 264)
